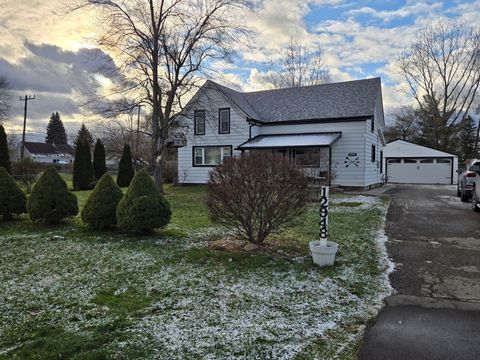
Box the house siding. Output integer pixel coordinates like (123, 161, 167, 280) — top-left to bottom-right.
(257, 122, 370, 187)
(177, 87, 250, 183)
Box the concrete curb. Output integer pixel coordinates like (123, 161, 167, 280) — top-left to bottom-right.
(385, 294, 480, 312)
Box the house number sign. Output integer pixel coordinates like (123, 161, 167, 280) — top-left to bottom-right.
(319, 186, 329, 247)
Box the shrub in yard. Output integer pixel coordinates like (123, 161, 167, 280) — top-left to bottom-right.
(81, 173, 123, 230)
(93, 139, 107, 180)
(116, 169, 171, 233)
(206, 152, 309, 244)
(11, 158, 40, 193)
(0, 167, 26, 220)
(28, 167, 78, 223)
(73, 138, 95, 190)
(0, 125, 11, 174)
(117, 144, 134, 187)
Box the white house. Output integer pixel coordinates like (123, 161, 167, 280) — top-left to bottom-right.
(384, 139, 458, 185)
(24, 142, 74, 165)
(177, 78, 386, 189)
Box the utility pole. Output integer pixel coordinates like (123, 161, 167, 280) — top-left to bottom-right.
(19, 95, 35, 159)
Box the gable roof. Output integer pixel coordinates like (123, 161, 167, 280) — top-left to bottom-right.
(385, 139, 457, 158)
(24, 142, 74, 156)
(207, 77, 381, 123)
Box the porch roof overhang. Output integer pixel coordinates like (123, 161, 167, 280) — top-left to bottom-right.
(237, 132, 342, 150)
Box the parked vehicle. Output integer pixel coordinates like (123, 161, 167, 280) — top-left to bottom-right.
(472, 175, 480, 212)
(457, 159, 480, 202)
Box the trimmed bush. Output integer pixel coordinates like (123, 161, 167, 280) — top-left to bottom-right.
(81, 173, 123, 230)
(117, 144, 134, 187)
(28, 167, 78, 223)
(73, 138, 95, 190)
(116, 169, 171, 233)
(0, 167, 26, 220)
(0, 125, 11, 174)
(93, 139, 107, 180)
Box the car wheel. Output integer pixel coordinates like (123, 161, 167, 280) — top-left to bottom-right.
(472, 194, 480, 212)
(461, 188, 470, 202)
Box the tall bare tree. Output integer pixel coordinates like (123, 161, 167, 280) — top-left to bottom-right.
(263, 38, 330, 89)
(0, 76, 11, 120)
(384, 105, 419, 142)
(398, 20, 480, 151)
(68, 0, 250, 192)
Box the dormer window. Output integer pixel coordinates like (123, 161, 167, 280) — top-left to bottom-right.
(194, 110, 205, 135)
(218, 108, 230, 134)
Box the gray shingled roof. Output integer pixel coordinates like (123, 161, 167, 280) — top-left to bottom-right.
(208, 77, 381, 123)
(24, 142, 74, 156)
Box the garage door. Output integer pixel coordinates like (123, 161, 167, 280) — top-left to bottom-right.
(387, 158, 452, 184)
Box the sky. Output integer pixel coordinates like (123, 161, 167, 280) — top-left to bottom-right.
(0, 0, 479, 142)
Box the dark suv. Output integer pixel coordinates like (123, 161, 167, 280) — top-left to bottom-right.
(457, 159, 480, 202)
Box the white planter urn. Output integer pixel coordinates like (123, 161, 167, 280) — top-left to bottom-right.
(309, 240, 338, 267)
(310, 186, 339, 267)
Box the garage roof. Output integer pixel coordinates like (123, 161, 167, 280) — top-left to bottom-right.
(385, 139, 457, 158)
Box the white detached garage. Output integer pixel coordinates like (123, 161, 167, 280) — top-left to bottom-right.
(384, 140, 458, 185)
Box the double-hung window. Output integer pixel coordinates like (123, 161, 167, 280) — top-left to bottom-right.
(371, 144, 376, 162)
(194, 110, 205, 135)
(218, 108, 230, 134)
(194, 146, 232, 166)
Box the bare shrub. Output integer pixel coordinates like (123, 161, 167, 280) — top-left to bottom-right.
(206, 153, 309, 244)
(12, 158, 40, 193)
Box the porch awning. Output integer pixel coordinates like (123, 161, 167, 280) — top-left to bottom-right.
(237, 132, 342, 150)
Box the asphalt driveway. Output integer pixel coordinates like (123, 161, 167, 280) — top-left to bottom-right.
(358, 185, 480, 360)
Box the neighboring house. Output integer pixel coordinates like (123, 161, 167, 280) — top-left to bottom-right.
(177, 78, 386, 189)
(384, 139, 458, 185)
(24, 142, 75, 165)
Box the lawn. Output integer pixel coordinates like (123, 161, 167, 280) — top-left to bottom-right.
(0, 184, 391, 360)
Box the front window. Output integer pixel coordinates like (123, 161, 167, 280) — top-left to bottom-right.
(194, 110, 205, 135)
(294, 148, 321, 167)
(218, 108, 230, 134)
(193, 146, 232, 166)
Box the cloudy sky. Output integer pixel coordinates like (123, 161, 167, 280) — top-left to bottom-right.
(1, 0, 479, 142)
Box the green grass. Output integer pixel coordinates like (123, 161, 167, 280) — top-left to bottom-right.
(0, 186, 390, 360)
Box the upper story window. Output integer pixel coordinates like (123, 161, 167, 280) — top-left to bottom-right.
(194, 110, 205, 135)
(218, 108, 230, 134)
(371, 118, 375, 132)
(371, 144, 376, 162)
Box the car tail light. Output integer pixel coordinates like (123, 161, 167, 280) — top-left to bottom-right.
(466, 172, 477, 177)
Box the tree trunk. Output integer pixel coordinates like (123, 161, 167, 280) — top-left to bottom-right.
(154, 143, 165, 194)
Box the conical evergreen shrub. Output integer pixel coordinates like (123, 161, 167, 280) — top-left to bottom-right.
(0, 125, 11, 174)
(28, 167, 78, 223)
(116, 169, 171, 233)
(117, 144, 134, 187)
(81, 173, 123, 230)
(0, 167, 26, 220)
(73, 138, 95, 190)
(93, 139, 107, 180)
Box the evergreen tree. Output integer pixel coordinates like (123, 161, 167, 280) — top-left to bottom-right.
(27, 167, 78, 223)
(117, 144, 134, 187)
(458, 115, 478, 162)
(73, 138, 95, 190)
(0, 124, 11, 173)
(116, 169, 171, 233)
(74, 123, 94, 148)
(0, 167, 26, 220)
(93, 139, 107, 180)
(45, 112, 68, 145)
(81, 173, 123, 230)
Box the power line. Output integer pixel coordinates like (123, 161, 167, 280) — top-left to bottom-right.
(19, 95, 36, 160)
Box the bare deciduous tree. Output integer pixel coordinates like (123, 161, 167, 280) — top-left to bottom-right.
(384, 105, 419, 142)
(67, 0, 250, 192)
(0, 76, 11, 120)
(263, 39, 330, 89)
(398, 20, 480, 150)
